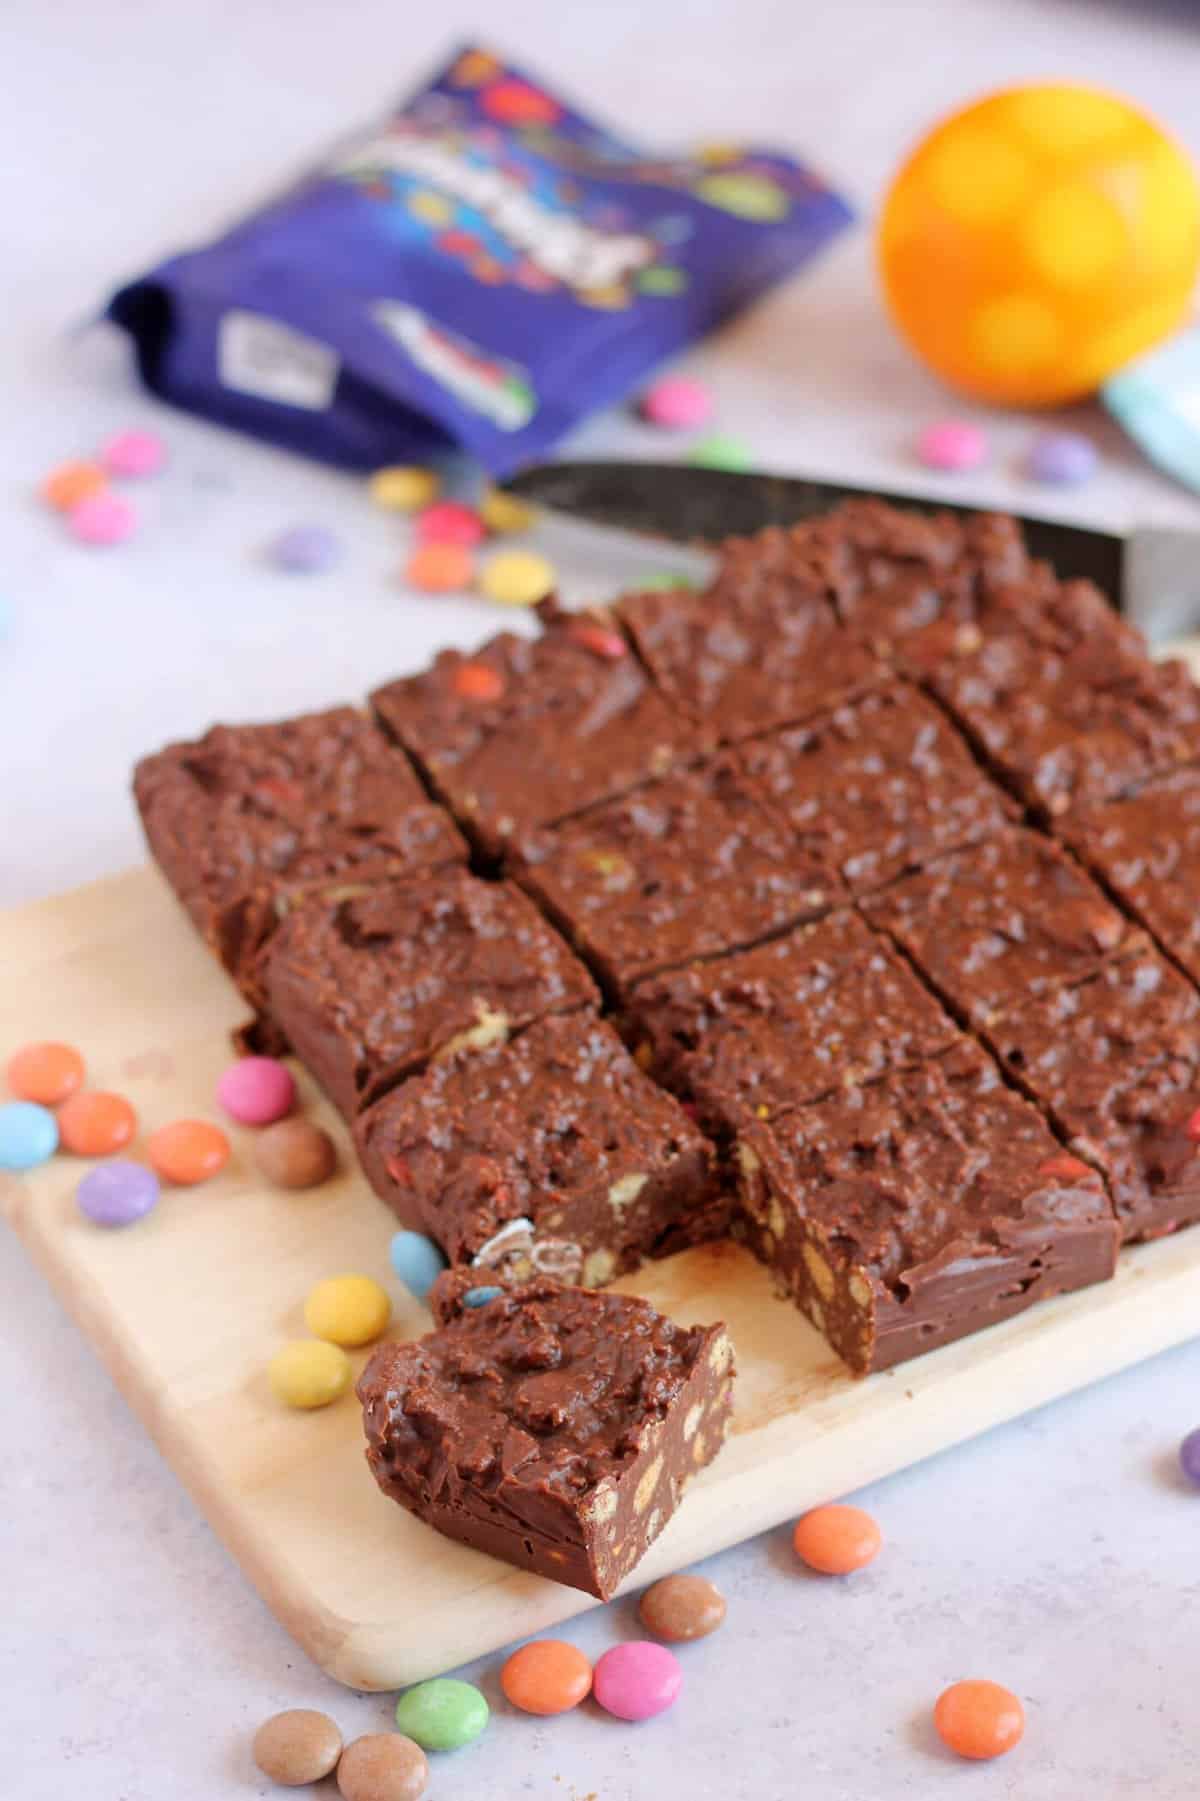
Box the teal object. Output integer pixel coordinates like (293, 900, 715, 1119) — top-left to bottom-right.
(395, 1677, 489, 1751)
(462, 1285, 503, 1308)
(687, 433, 752, 472)
(389, 1229, 446, 1302)
(1103, 326, 1200, 495)
(0, 1101, 59, 1170)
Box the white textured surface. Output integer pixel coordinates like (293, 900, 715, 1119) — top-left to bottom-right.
(5, 1, 1200, 1795)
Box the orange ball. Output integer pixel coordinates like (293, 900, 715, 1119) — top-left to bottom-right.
(40, 460, 107, 511)
(7, 1041, 85, 1106)
(792, 1503, 882, 1575)
(147, 1118, 230, 1185)
(500, 1640, 593, 1715)
(404, 542, 474, 593)
(58, 1090, 137, 1156)
(934, 1680, 1025, 1760)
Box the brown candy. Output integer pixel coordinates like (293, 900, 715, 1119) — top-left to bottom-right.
(337, 1733, 429, 1801)
(638, 1572, 727, 1642)
(252, 1708, 342, 1785)
(255, 1117, 337, 1190)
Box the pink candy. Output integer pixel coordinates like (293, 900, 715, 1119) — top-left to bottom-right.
(101, 430, 168, 478)
(68, 493, 138, 545)
(415, 501, 487, 546)
(216, 1056, 296, 1126)
(915, 419, 988, 473)
(592, 1641, 682, 1721)
(639, 375, 713, 431)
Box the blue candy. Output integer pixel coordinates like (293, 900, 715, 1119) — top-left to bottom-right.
(1025, 430, 1097, 486)
(0, 1100, 59, 1170)
(269, 523, 342, 573)
(389, 1229, 446, 1302)
(462, 1285, 504, 1308)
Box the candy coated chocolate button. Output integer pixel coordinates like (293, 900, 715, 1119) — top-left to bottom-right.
(393, 1678, 488, 1750)
(638, 1572, 727, 1641)
(40, 460, 106, 510)
(101, 430, 167, 477)
(934, 1680, 1025, 1760)
(76, 1161, 159, 1227)
(216, 1056, 296, 1125)
(916, 420, 988, 472)
(414, 501, 486, 546)
(68, 492, 137, 545)
(463, 1285, 503, 1308)
(405, 543, 474, 593)
(479, 487, 535, 534)
(337, 1733, 428, 1801)
(7, 1040, 84, 1105)
(304, 1273, 391, 1347)
(479, 549, 556, 607)
(270, 524, 342, 573)
(369, 466, 440, 512)
(253, 1708, 343, 1785)
(389, 1231, 447, 1302)
(58, 1090, 137, 1156)
(792, 1503, 882, 1574)
(639, 375, 713, 431)
(255, 1118, 337, 1189)
(0, 1100, 58, 1170)
(146, 1118, 230, 1185)
(501, 1640, 592, 1715)
(268, 1339, 352, 1409)
(593, 1641, 682, 1721)
(1179, 1427, 1200, 1485)
(1025, 429, 1097, 486)
(568, 619, 626, 659)
(451, 659, 504, 700)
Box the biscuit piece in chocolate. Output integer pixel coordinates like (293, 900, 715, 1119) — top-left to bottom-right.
(625, 910, 958, 1133)
(133, 708, 465, 999)
(734, 1041, 1118, 1375)
(262, 870, 596, 1116)
(355, 1013, 713, 1286)
(358, 1277, 735, 1598)
(370, 619, 697, 859)
(513, 754, 831, 999)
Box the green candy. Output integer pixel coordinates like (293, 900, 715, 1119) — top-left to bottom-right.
(687, 433, 753, 473)
(639, 571, 695, 591)
(394, 1678, 489, 1751)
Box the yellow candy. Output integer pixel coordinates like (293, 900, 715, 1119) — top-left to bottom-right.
(268, 1339, 352, 1409)
(368, 465, 441, 512)
(479, 549, 556, 607)
(878, 83, 1200, 406)
(479, 487, 536, 535)
(303, 1273, 391, 1348)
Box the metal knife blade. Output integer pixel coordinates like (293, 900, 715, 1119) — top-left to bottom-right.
(504, 460, 1200, 643)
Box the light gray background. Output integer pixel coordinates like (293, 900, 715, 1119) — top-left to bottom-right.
(4, 2, 1200, 1796)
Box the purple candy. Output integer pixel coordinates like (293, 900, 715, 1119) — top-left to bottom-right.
(1180, 1427, 1200, 1486)
(76, 1160, 160, 1227)
(269, 524, 342, 573)
(1025, 430, 1097, 486)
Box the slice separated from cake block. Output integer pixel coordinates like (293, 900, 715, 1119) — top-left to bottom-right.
(355, 1013, 715, 1288)
(733, 1041, 1118, 1375)
(357, 1275, 735, 1599)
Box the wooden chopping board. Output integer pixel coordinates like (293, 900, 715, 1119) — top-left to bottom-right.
(5, 861, 1200, 1691)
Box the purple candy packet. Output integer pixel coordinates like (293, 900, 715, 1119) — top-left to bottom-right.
(109, 45, 852, 476)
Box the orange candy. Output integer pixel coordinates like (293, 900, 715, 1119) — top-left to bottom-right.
(147, 1118, 230, 1186)
(58, 1090, 137, 1156)
(934, 1680, 1025, 1760)
(40, 461, 107, 511)
(452, 659, 504, 701)
(404, 542, 474, 593)
(792, 1503, 882, 1575)
(500, 1640, 593, 1716)
(7, 1041, 85, 1106)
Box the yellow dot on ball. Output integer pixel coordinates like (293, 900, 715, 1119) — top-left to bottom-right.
(968, 292, 1063, 379)
(368, 465, 441, 512)
(924, 125, 1031, 226)
(1002, 85, 1133, 157)
(303, 1274, 392, 1348)
(268, 1339, 352, 1410)
(479, 549, 556, 607)
(1024, 181, 1125, 288)
(1138, 141, 1200, 271)
(479, 488, 536, 534)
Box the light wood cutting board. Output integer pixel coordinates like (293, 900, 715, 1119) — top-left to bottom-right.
(4, 862, 1200, 1691)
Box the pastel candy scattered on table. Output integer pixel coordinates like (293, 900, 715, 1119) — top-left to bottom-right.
(0, 1099, 59, 1170)
(57, 1089, 137, 1156)
(268, 1338, 352, 1409)
(76, 1161, 160, 1227)
(639, 571, 695, 591)
(792, 1503, 882, 1574)
(592, 1641, 682, 1721)
(254, 1117, 337, 1189)
(687, 433, 752, 471)
(216, 1055, 295, 1125)
(478, 548, 556, 607)
(1025, 429, 1098, 485)
(336, 1732, 429, 1801)
(405, 542, 475, 593)
(915, 419, 988, 472)
(500, 1640, 592, 1715)
(7, 1040, 84, 1105)
(269, 524, 342, 573)
(393, 1678, 488, 1751)
(252, 1709, 343, 1786)
(68, 492, 138, 545)
(638, 1573, 727, 1641)
(1179, 1426, 1200, 1485)
(479, 486, 535, 534)
(146, 1117, 230, 1184)
(100, 429, 167, 477)
(303, 1273, 391, 1347)
(40, 460, 106, 511)
(414, 500, 486, 546)
(639, 374, 714, 431)
(389, 1230, 447, 1302)
(934, 1680, 1025, 1760)
(369, 465, 441, 512)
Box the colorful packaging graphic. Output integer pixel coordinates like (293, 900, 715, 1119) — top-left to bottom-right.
(108, 45, 853, 475)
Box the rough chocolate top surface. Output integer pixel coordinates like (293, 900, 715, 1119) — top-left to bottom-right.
(133, 707, 462, 911)
(617, 539, 882, 745)
(263, 869, 596, 1104)
(358, 1278, 717, 1502)
(986, 942, 1200, 1230)
(626, 910, 958, 1128)
(746, 1041, 1112, 1293)
(355, 1013, 707, 1262)
(1059, 766, 1200, 988)
(864, 826, 1134, 1025)
(739, 684, 1015, 896)
(370, 621, 696, 855)
(514, 753, 833, 995)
